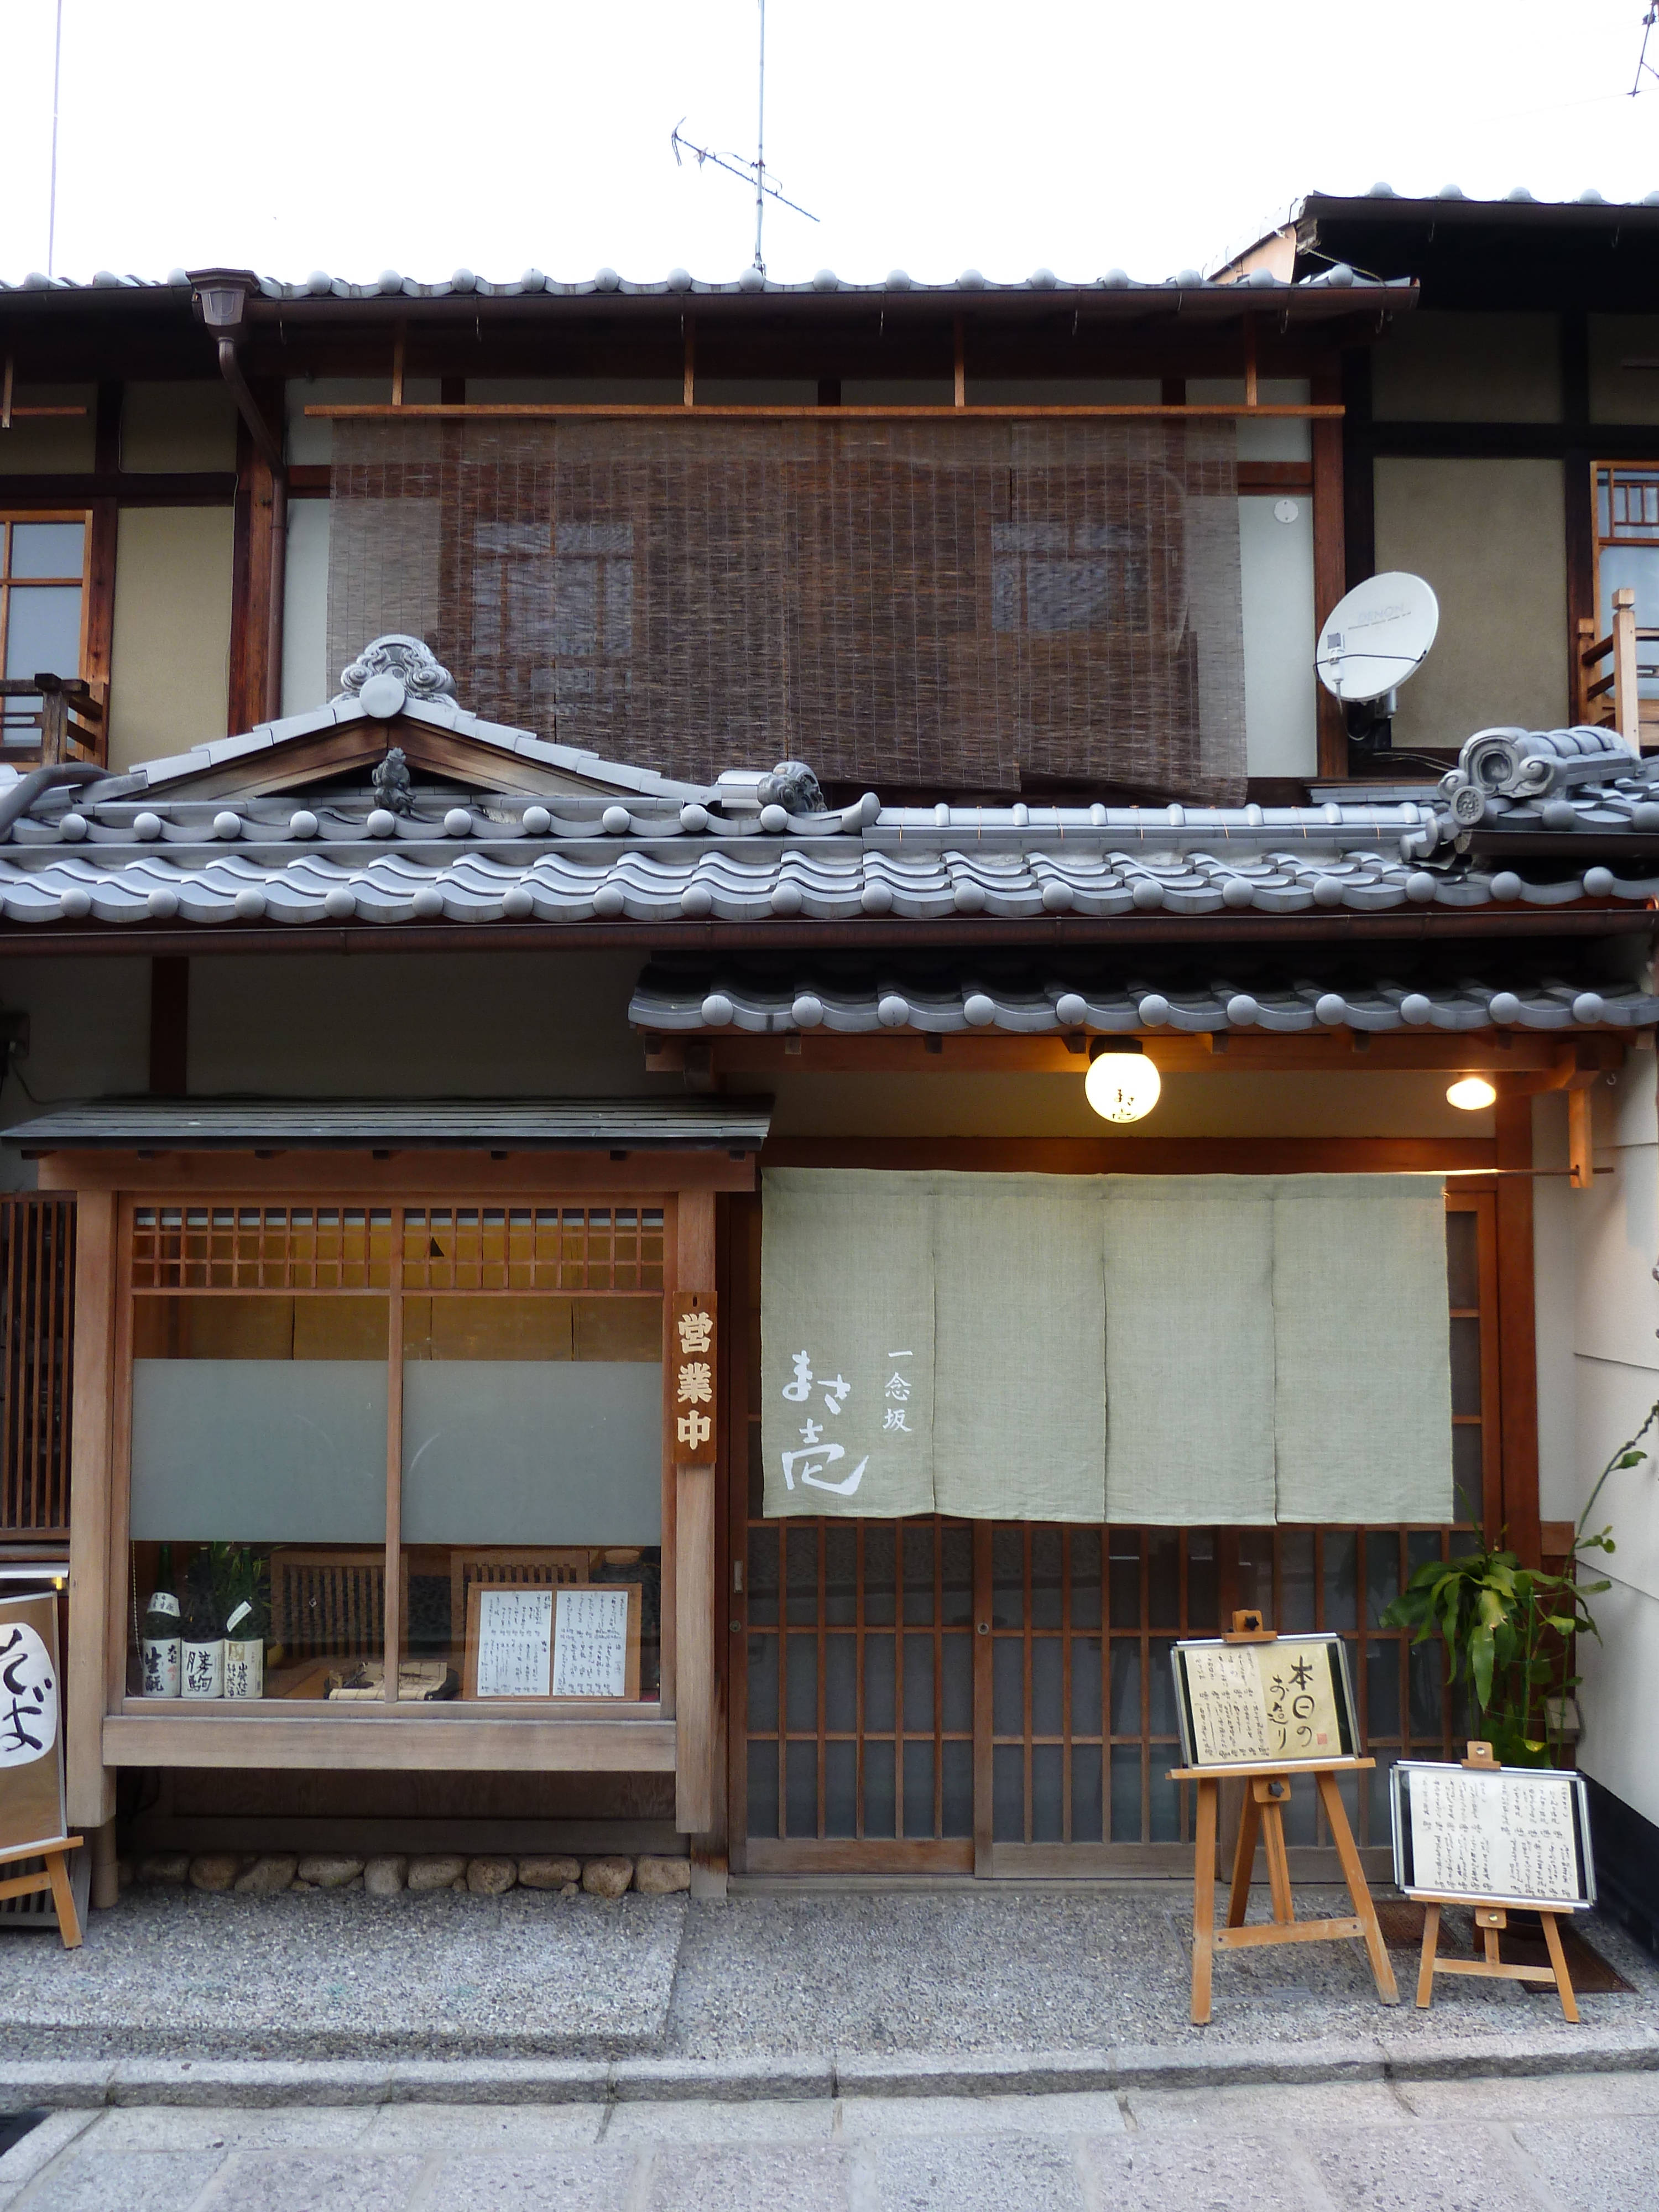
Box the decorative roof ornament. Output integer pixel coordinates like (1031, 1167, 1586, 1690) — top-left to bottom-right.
(370, 747, 415, 817)
(1402, 723, 1659, 860)
(335, 635, 456, 713)
(756, 760, 827, 814)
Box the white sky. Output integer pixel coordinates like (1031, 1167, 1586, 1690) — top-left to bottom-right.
(3, 0, 1659, 290)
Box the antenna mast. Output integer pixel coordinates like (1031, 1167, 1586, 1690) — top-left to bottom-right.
(671, 0, 818, 276)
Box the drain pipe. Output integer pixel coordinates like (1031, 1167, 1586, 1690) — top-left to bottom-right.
(190, 272, 286, 723)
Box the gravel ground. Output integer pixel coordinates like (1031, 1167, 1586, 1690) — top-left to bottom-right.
(0, 1888, 685, 2062)
(0, 1881, 1653, 2069)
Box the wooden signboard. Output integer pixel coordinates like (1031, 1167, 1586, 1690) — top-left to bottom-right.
(463, 1580, 641, 1701)
(0, 1593, 82, 1948)
(1172, 1631, 1358, 1769)
(672, 1291, 717, 1464)
(1168, 1616, 1394, 2024)
(1391, 1747, 1594, 2021)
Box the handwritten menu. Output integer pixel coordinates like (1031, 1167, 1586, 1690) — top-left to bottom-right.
(551, 1587, 631, 1699)
(1405, 1766, 1583, 1906)
(1178, 1639, 1347, 1766)
(474, 1588, 554, 1699)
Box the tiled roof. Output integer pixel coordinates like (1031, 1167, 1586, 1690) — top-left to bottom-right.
(2, 1098, 772, 1153)
(628, 960, 1659, 1036)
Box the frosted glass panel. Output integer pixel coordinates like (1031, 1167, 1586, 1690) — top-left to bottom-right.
(131, 1360, 387, 1541)
(401, 1361, 662, 1545)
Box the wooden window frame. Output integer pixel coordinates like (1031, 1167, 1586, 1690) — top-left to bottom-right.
(0, 510, 92, 744)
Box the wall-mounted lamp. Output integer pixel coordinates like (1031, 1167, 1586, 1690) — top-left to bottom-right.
(1447, 1075, 1498, 1112)
(1086, 1037, 1161, 1123)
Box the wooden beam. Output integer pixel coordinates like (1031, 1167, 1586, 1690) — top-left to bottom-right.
(305, 400, 1345, 422)
(763, 1136, 1497, 1175)
(101, 1712, 677, 1771)
(675, 1190, 717, 1837)
(36, 1152, 758, 1197)
(1568, 1084, 1595, 1190)
(1494, 1093, 1541, 1564)
(65, 1190, 117, 1830)
(1312, 367, 1348, 779)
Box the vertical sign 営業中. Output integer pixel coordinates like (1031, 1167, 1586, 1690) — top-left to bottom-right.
(672, 1292, 717, 1464)
(0, 1593, 67, 1854)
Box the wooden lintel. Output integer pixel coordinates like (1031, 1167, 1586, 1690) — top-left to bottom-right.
(694, 1030, 1600, 1079)
(304, 401, 1345, 421)
(35, 1151, 758, 1197)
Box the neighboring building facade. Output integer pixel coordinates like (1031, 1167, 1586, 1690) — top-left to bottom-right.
(0, 211, 1653, 1927)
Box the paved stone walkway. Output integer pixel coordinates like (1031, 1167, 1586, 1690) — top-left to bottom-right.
(2, 2067, 1657, 2209)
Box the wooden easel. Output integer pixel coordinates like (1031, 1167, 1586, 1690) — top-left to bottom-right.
(1412, 1743, 1579, 2023)
(0, 1833, 82, 1948)
(1173, 1756, 1399, 2024)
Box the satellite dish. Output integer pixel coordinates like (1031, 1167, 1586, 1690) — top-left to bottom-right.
(1316, 572, 1439, 706)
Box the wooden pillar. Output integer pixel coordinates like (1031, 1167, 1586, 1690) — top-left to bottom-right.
(1495, 1097, 1541, 1565)
(1312, 366, 1348, 781)
(65, 1190, 117, 1830)
(148, 957, 188, 1097)
(675, 1190, 717, 1837)
(84, 383, 119, 765)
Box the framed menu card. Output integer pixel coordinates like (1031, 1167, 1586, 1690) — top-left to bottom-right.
(0, 1593, 67, 1854)
(464, 1582, 642, 1700)
(1172, 1633, 1358, 1769)
(1391, 1760, 1594, 1912)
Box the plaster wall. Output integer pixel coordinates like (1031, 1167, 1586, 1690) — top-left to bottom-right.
(281, 500, 332, 716)
(1588, 316, 1659, 426)
(0, 955, 152, 1191)
(107, 507, 234, 772)
(120, 384, 237, 473)
(1239, 493, 1317, 778)
(0, 388, 96, 474)
(1371, 312, 1561, 424)
(1373, 457, 1568, 749)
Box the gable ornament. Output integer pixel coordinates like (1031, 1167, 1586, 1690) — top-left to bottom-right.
(335, 635, 457, 718)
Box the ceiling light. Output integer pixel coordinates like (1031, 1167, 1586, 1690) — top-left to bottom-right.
(1447, 1075, 1497, 1112)
(1085, 1038, 1162, 1123)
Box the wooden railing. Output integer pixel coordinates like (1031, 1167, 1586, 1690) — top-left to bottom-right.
(0, 1197, 75, 1540)
(0, 676, 106, 769)
(1575, 586, 1658, 748)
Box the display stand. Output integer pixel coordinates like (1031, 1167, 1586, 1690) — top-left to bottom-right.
(0, 1834, 83, 1949)
(1410, 1744, 1579, 2023)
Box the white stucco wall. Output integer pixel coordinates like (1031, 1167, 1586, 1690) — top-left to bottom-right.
(1534, 1042, 1659, 1827)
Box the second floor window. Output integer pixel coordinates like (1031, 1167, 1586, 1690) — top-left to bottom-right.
(1, 514, 89, 743)
(1594, 464, 1659, 709)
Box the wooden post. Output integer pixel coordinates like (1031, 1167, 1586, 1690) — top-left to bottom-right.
(1243, 313, 1258, 410)
(383, 1223, 404, 1702)
(1191, 1775, 1218, 2025)
(1568, 1084, 1594, 1191)
(1312, 368, 1348, 780)
(683, 316, 696, 410)
(1576, 616, 1598, 727)
(1494, 1094, 1541, 1564)
(1613, 586, 1640, 753)
(392, 323, 406, 410)
(953, 315, 966, 409)
(675, 1190, 716, 1835)
(65, 1191, 117, 1832)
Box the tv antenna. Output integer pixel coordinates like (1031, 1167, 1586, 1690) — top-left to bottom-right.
(1636, 4, 1659, 96)
(671, 0, 818, 275)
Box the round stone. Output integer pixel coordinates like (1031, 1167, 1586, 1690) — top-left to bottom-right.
(860, 881, 894, 915)
(59, 887, 91, 919)
(1040, 879, 1074, 912)
(962, 993, 997, 1027)
(791, 993, 825, 1027)
(680, 883, 713, 917)
(1572, 992, 1606, 1024)
(213, 811, 242, 840)
(1399, 993, 1433, 1025)
(444, 808, 473, 838)
(58, 813, 86, 841)
(1489, 870, 1521, 901)
(1221, 877, 1255, 910)
(1054, 993, 1088, 1026)
(232, 888, 266, 920)
(592, 884, 625, 918)
(1405, 872, 1438, 904)
(358, 672, 406, 720)
(1315, 993, 1347, 1025)
(1131, 878, 1165, 911)
(700, 992, 734, 1027)
(145, 888, 178, 918)
(679, 804, 709, 833)
(500, 885, 534, 920)
(1631, 802, 1659, 833)
(1137, 993, 1170, 1026)
(770, 881, 804, 916)
(1541, 800, 1578, 832)
(133, 812, 162, 841)
(601, 806, 632, 835)
(1312, 874, 1344, 908)
(759, 804, 789, 834)
(522, 805, 552, 835)
(1582, 865, 1615, 898)
(1488, 992, 1522, 1025)
(953, 881, 986, 914)
(1225, 994, 1259, 1026)
(877, 994, 910, 1027)
(322, 887, 356, 920)
(366, 809, 398, 838)
(411, 887, 444, 920)
(289, 810, 319, 839)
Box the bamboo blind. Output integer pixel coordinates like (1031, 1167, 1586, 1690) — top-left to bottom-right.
(0, 1196, 74, 1537)
(328, 418, 1247, 799)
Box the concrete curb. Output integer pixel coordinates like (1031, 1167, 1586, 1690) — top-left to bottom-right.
(0, 2027, 1656, 2111)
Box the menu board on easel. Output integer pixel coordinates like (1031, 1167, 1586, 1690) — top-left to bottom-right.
(1172, 1634, 1358, 1768)
(464, 1582, 641, 1700)
(0, 1592, 68, 1854)
(1392, 1760, 1594, 1912)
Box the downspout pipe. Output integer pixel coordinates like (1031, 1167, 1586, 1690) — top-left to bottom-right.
(215, 335, 286, 726)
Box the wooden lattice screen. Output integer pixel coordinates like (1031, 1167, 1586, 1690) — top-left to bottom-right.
(0, 1196, 75, 1538)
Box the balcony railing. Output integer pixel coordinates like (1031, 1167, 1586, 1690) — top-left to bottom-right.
(0, 675, 106, 769)
(1575, 586, 1657, 748)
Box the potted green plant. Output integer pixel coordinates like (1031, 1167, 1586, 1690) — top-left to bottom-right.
(1383, 1405, 1657, 1766)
